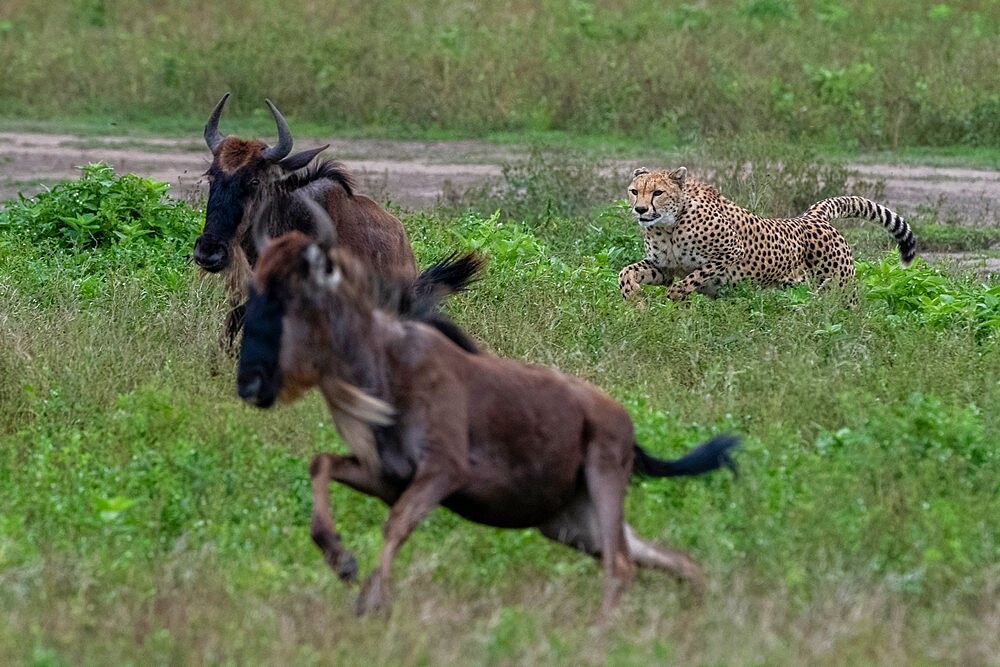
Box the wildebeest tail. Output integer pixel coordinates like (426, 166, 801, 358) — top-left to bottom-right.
(633, 434, 740, 478)
(805, 196, 916, 266)
(412, 252, 485, 311)
(404, 251, 485, 353)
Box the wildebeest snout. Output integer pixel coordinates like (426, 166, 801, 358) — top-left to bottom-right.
(193, 235, 230, 272)
(237, 373, 274, 408)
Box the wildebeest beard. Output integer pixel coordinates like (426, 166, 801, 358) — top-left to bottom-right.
(236, 284, 286, 408)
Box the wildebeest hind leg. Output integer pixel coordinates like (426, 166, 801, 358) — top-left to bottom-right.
(624, 523, 704, 594)
(538, 480, 634, 620)
(310, 453, 398, 583)
(585, 455, 635, 619)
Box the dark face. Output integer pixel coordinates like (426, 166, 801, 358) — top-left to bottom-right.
(198, 94, 324, 272)
(193, 159, 265, 273)
(237, 284, 286, 407)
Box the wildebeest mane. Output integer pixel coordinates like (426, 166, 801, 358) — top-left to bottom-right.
(363, 251, 484, 354)
(281, 159, 356, 197)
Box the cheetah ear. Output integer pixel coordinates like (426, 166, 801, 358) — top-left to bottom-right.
(631, 167, 650, 179)
(669, 166, 687, 185)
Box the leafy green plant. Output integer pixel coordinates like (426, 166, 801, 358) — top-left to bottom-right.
(0, 163, 201, 251)
(0, 163, 203, 301)
(860, 258, 1000, 337)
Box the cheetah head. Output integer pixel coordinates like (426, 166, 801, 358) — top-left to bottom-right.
(627, 167, 687, 230)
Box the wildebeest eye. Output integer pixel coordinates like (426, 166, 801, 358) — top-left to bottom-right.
(629, 188, 638, 195)
(250, 177, 261, 187)
(653, 190, 664, 197)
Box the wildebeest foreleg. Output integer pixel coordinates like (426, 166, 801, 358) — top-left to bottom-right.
(356, 472, 459, 615)
(309, 453, 398, 583)
(221, 300, 246, 353)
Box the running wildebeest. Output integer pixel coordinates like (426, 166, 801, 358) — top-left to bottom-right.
(194, 93, 467, 349)
(237, 194, 739, 619)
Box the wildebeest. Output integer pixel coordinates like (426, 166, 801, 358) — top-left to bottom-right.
(194, 93, 448, 347)
(237, 194, 739, 619)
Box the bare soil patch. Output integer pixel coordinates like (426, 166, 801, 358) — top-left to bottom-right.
(0, 131, 511, 209)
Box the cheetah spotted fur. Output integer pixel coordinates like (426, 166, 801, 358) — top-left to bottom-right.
(618, 167, 916, 302)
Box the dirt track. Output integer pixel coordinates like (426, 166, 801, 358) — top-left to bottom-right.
(2, 131, 998, 219)
(0, 132, 515, 210)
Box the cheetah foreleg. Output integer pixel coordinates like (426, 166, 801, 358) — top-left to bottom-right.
(667, 261, 736, 301)
(618, 259, 668, 299)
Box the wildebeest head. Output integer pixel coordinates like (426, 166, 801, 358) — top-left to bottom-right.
(237, 196, 353, 408)
(194, 93, 330, 273)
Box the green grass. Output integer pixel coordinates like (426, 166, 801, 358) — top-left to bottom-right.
(2, 163, 1000, 664)
(1, 1, 999, 150)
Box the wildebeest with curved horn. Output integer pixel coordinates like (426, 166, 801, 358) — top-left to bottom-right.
(194, 93, 474, 349)
(237, 193, 739, 619)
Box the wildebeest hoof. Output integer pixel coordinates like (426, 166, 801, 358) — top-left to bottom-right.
(333, 552, 358, 583)
(681, 562, 706, 602)
(318, 545, 357, 583)
(355, 574, 389, 616)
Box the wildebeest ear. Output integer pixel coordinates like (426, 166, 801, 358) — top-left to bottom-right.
(278, 145, 330, 171)
(632, 167, 650, 179)
(669, 166, 687, 185)
(304, 244, 341, 290)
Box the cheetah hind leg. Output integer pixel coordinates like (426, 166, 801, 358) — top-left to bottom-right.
(806, 268, 858, 307)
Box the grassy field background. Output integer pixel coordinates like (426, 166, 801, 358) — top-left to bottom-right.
(2, 0, 999, 663)
(1, 152, 999, 664)
(1, 0, 998, 149)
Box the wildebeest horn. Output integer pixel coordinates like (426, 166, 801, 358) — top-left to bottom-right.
(251, 198, 273, 255)
(261, 99, 293, 162)
(297, 192, 337, 249)
(204, 92, 230, 153)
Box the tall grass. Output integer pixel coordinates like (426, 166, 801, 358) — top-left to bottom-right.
(1, 162, 999, 663)
(1, 0, 998, 148)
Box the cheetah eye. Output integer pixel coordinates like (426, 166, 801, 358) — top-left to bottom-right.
(652, 190, 664, 197)
(629, 188, 638, 195)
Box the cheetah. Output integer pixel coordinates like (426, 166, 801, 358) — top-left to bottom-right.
(617, 167, 916, 302)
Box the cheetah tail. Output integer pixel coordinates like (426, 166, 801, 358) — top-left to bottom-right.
(806, 196, 916, 266)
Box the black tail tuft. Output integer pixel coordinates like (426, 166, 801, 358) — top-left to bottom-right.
(633, 434, 740, 478)
(409, 251, 486, 319)
(397, 251, 485, 353)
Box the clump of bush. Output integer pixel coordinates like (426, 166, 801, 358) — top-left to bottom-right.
(697, 135, 885, 217)
(860, 258, 1000, 338)
(446, 146, 628, 225)
(0, 163, 201, 251)
(0, 164, 204, 302)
